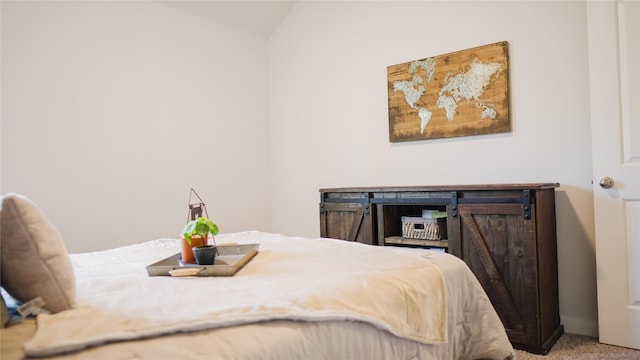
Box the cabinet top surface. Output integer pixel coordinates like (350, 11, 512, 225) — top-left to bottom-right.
(319, 183, 559, 193)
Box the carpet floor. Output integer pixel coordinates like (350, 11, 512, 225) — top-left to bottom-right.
(514, 333, 640, 359)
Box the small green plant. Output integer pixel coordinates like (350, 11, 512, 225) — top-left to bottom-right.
(181, 217, 219, 245)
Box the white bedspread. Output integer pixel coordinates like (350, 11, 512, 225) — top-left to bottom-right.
(25, 232, 450, 357)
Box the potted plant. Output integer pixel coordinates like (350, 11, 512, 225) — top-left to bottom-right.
(180, 217, 219, 264)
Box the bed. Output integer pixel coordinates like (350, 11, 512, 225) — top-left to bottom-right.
(1, 194, 514, 359)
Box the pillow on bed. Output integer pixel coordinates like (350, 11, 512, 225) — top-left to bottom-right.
(0, 193, 76, 313)
(1, 292, 9, 327)
(0, 211, 6, 327)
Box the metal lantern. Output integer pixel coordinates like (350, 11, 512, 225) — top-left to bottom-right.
(187, 187, 208, 222)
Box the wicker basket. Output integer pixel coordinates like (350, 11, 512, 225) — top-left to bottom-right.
(401, 216, 447, 240)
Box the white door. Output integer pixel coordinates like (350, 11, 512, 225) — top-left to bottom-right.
(588, 0, 640, 350)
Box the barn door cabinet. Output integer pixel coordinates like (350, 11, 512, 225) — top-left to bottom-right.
(319, 184, 563, 354)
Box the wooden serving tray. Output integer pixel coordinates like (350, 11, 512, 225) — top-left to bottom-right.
(146, 243, 259, 277)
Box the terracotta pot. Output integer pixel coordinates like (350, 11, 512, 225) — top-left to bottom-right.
(180, 235, 207, 264)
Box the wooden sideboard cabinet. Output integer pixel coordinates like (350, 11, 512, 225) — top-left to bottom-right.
(319, 184, 563, 354)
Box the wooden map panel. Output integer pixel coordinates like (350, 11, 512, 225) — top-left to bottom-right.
(387, 41, 510, 142)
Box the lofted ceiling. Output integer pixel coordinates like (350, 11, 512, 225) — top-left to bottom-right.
(156, 1, 297, 38)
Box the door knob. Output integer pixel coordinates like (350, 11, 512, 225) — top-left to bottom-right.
(599, 177, 614, 189)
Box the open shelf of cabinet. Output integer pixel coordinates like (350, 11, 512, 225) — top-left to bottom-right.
(383, 236, 448, 249)
(374, 200, 450, 250)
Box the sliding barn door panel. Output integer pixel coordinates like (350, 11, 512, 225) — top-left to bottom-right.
(319, 192, 375, 245)
(458, 204, 538, 346)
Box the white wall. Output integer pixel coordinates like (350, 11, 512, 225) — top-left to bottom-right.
(1, 1, 272, 252)
(268, 1, 597, 336)
(1, 0, 599, 338)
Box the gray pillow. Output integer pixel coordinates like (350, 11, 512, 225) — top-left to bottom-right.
(1, 193, 76, 313)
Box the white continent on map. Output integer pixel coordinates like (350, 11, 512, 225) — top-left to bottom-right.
(437, 58, 502, 121)
(393, 58, 437, 133)
(418, 108, 432, 133)
(409, 58, 436, 83)
(393, 73, 424, 109)
(392, 56, 502, 133)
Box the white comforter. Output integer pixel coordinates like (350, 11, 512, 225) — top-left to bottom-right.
(21, 231, 514, 359)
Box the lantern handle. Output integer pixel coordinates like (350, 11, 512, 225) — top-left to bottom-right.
(187, 187, 209, 222)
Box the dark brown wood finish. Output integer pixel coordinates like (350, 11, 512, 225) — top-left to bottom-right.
(319, 191, 376, 245)
(319, 184, 563, 354)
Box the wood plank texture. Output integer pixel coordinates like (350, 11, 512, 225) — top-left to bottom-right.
(459, 206, 538, 346)
(387, 41, 510, 141)
(320, 200, 375, 245)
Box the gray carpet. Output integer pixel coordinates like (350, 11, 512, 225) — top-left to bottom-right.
(514, 333, 640, 359)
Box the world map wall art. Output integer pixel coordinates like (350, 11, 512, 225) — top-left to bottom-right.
(387, 41, 510, 142)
